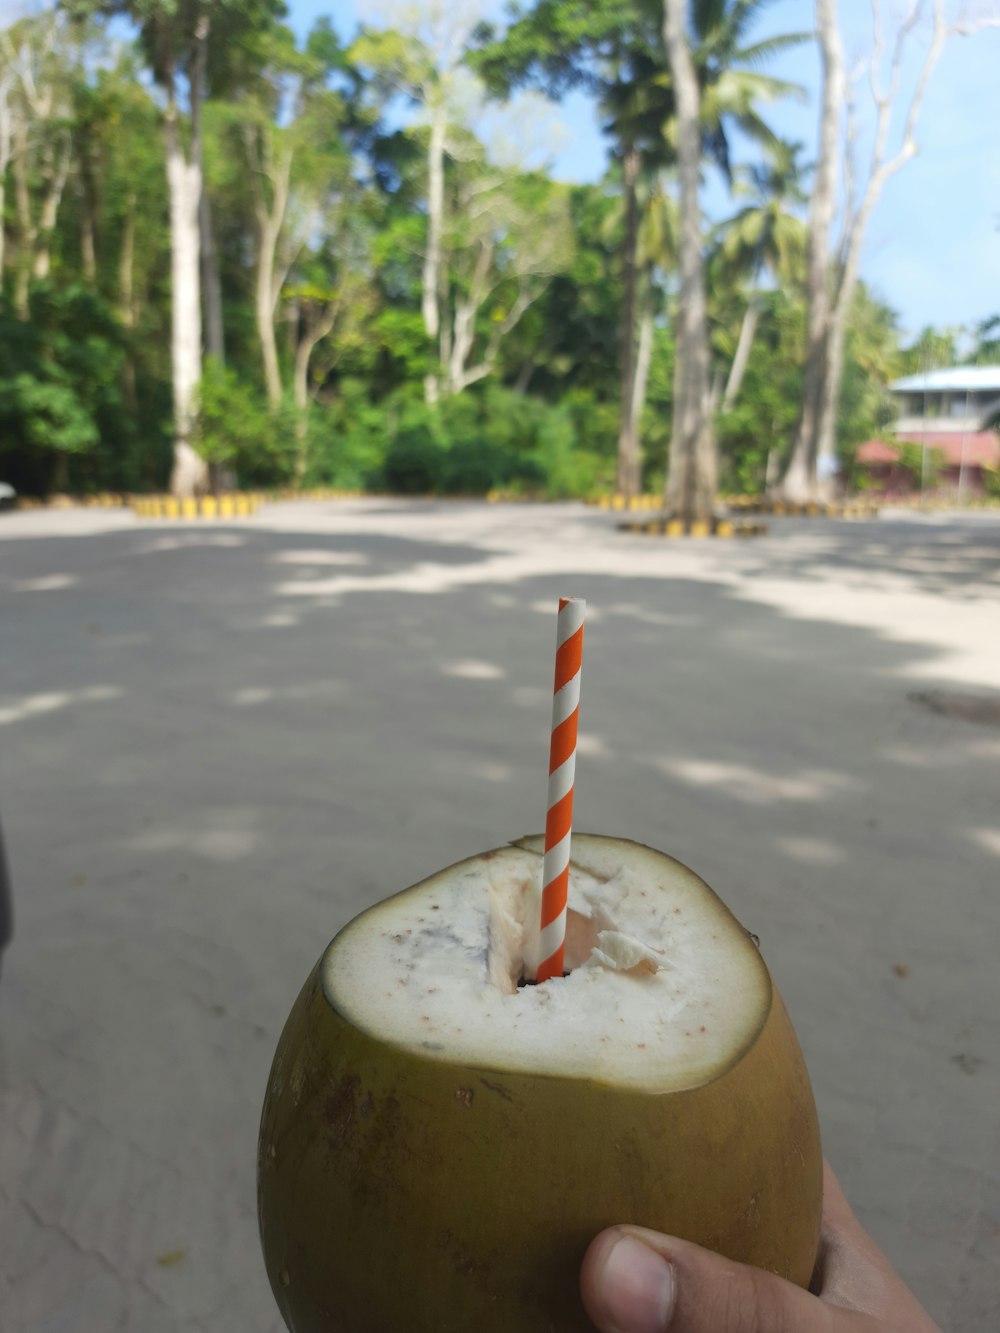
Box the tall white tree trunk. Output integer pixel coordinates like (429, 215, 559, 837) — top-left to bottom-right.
(200, 188, 225, 364)
(166, 129, 205, 494)
(244, 127, 293, 411)
(0, 70, 12, 284)
(422, 106, 445, 405)
(814, 295, 849, 498)
(785, 0, 969, 500)
(721, 294, 761, 414)
(292, 305, 338, 481)
(812, 0, 959, 497)
(628, 286, 655, 482)
(120, 192, 137, 415)
(782, 0, 843, 502)
(256, 218, 283, 407)
(13, 114, 32, 318)
(164, 25, 209, 498)
(616, 143, 642, 499)
(33, 133, 70, 278)
(662, 0, 715, 525)
(80, 197, 97, 283)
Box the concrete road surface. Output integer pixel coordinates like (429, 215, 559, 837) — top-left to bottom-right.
(1, 499, 998, 1332)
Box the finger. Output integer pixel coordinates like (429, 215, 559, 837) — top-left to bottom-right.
(820, 1161, 872, 1248)
(581, 1225, 856, 1333)
(815, 1162, 941, 1330)
(812, 1161, 877, 1296)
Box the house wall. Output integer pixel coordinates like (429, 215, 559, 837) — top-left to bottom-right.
(894, 389, 1000, 432)
(858, 462, 988, 497)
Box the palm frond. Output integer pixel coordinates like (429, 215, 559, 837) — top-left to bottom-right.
(735, 32, 814, 68)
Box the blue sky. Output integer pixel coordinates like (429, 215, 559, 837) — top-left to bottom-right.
(290, 0, 1000, 342)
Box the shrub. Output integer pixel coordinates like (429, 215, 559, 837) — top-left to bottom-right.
(896, 440, 945, 489)
(295, 382, 610, 499)
(382, 406, 446, 494)
(196, 360, 296, 484)
(0, 285, 129, 494)
(534, 403, 606, 498)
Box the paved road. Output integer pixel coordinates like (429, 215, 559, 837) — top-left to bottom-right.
(1, 500, 998, 1332)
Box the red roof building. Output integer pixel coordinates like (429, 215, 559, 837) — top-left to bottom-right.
(857, 431, 1000, 468)
(857, 367, 1000, 495)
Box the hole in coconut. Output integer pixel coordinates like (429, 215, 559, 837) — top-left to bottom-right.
(487, 871, 602, 993)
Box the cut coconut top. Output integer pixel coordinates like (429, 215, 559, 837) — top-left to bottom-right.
(323, 834, 770, 1093)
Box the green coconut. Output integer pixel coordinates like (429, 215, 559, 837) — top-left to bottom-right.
(257, 834, 822, 1333)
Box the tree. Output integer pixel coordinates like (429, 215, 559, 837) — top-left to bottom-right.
(715, 286, 804, 493)
(285, 201, 377, 478)
(898, 324, 960, 376)
(221, 25, 356, 408)
(603, 172, 679, 490)
(1, 13, 76, 317)
(475, 0, 804, 499)
(968, 315, 1000, 367)
(661, 0, 808, 520)
(0, 48, 17, 286)
(714, 139, 807, 414)
(661, 0, 715, 523)
(439, 154, 573, 395)
(68, 0, 283, 495)
(353, 0, 494, 405)
(500, 181, 623, 405)
(66, 0, 211, 493)
(355, 10, 571, 406)
(0, 285, 126, 493)
(783, 0, 1000, 501)
(473, 0, 669, 496)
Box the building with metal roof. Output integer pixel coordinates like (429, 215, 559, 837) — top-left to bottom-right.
(889, 366, 1000, 394)
(856, 365, 1000, 495)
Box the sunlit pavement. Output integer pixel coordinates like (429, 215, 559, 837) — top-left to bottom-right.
(1, 499, 998, 1332)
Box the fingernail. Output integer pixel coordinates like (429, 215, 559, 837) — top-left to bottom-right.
(596, 1234, 675, 1333)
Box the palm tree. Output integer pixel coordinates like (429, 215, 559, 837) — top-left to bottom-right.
(714, 139, 807, 414)
(471, 1, 671, 499)
(661, 0, 808, 524)
(693, 0, 807, 174)
(602, 169, 680, 495)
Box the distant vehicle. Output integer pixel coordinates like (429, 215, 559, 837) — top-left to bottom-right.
(0, 818, 10, 979)
(0, 482, 15, 512)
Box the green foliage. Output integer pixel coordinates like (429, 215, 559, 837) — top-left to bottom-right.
(896, 441, 945, 488)
(0, 286, 131, 492)
(637, 324, 676, 481)
(898, 326, 960, 375)
(715, 291, 802, 492)
(838, 284, 900, 451)
(0, 1, 958, 508)
(295, 384, 607, 498)
(300, 382, 392, 491)
(969, 315, 1000, 367)
(196, 359, 295, 482)
(382, 406, 447, 494)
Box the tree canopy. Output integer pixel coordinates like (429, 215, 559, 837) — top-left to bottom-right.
(0, 0, 992, 502)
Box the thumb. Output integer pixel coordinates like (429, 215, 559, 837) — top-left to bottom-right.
(581, 1226, 847, 1333)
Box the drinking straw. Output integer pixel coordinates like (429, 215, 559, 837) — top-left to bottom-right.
(536, 596, 585, 983)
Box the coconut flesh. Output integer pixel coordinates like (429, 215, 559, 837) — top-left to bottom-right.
(326, 834, 769, 1092)
(259, 835, 822, 1333)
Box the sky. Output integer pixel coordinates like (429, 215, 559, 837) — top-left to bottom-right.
(287, 0, 1000, 342)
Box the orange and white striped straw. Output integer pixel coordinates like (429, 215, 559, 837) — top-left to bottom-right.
(536, 596, 586, 984)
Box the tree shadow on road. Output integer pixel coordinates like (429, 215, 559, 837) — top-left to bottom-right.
(1, 516, 998, 1331)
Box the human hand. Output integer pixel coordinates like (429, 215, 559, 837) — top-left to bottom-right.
(580, 1161, 940, 1332)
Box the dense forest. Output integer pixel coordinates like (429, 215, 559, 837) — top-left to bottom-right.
(0, 0, 997, 508)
